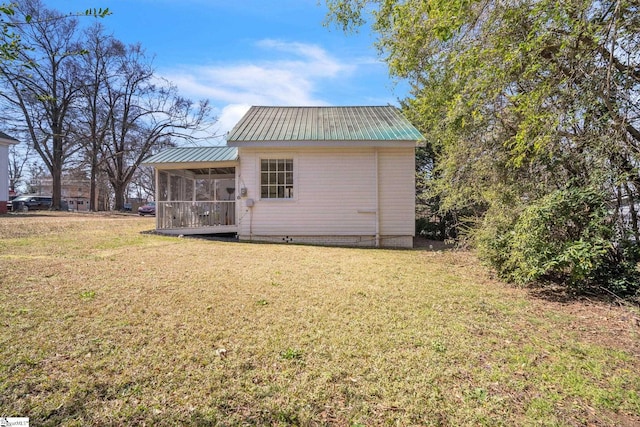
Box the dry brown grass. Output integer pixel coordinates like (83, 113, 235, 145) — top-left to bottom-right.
(0, 212, 639, 426)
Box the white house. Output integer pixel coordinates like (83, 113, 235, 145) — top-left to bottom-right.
(143, 106, 423, 248)
(0, 131, 19, 214)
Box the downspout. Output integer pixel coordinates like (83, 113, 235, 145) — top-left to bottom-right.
(236, 156, 241, 233)
(166, 171, 172, 230)
(249, 203, 253, 240)
(375, 148, 380, 248)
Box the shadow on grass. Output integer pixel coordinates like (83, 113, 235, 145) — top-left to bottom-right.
(36, 381, 224, 426)
(525, 281, 639, 307)
(413, 237, 455, 251)
(1, 211, 140, 219)
(142, 231, 456, 251)
(0, 213, 60, 219)
(140, 229, 239, 243)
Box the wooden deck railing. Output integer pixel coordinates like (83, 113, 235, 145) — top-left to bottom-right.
(157, 201, 236, 229)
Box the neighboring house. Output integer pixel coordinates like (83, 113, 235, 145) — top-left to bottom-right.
(143, 106, 423, 248)
(33, 172, 95, 211)
(0, 131, 19, 214)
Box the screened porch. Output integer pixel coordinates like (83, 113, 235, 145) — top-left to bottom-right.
(155, 167, 237, 235)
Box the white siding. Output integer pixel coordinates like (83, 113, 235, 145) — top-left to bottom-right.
(379, 147, 416, 235)
(237, 146, 415, 246)
(238, 147, 374, 235)
(0, 144, 9, 204)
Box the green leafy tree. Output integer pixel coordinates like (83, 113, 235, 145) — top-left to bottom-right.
(0, 3, 27, 62)
(326, 0, 640, 294)
(0, 2, 109, 62)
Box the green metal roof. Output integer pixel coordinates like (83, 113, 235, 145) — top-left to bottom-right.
(226, 106, 424, 143)
(143, 146, 238, 165)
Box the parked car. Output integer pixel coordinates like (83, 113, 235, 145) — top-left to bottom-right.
(7, 194, 18, 211)
(138, 201, 156, 216)
(11, 195, 52, 212)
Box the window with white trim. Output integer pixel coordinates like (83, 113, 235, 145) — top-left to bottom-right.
(260, 159, 293, 199)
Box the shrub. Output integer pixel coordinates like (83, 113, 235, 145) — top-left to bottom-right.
(587, 241, 640, 297)
(475, 187, 639, 296)
(416, 217, 446, 240)
(415, 211, 461, 241)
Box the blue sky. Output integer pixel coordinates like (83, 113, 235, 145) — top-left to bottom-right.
(45, 0, 409, 140)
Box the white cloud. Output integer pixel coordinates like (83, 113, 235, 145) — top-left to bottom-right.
(255, 39, 349, 78)
(217, 104, 251, 136)
(160, 39, 357, 134)
(168, 64, 319, 106)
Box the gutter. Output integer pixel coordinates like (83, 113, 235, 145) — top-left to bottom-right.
(375, 148, 380, 248)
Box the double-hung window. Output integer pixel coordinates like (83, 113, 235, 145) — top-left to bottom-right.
(261, 159, 293, 199)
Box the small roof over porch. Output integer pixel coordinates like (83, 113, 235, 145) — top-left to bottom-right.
(143, 146, 238, 172)
(142, 146, 239, 236)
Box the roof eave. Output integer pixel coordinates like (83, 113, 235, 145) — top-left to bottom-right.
(0, 137, 19, 145)
(227, 140, 419, 148)
(142, 160, 238, 169)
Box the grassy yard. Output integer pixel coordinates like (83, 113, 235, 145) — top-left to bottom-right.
(0, 212, 638, 426)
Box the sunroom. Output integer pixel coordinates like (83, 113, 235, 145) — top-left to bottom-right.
(142, 146, 238, 235)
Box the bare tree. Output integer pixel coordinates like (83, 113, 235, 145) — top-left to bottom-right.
(8, 138, 33, 193)
(26, 160, 46, 194)
(130, 165, 156, 202)
(73, 23, 124, 210)
(0, 0, 83, 209)
(100, 43, 213, 210)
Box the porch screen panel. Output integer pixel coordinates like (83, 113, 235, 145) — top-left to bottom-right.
(170, 175, 183, 201)
(195, 178, 211, 201)
(185, 178, 193, 200)
(158, 172, 168, 201)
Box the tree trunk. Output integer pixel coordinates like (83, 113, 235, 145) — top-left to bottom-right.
(51, 134, 64, 210)
(89, 167, 97, 211)
(89, 142, 98, 211)
(113, 183, 126, 211)
(51, 163, 63, 210)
